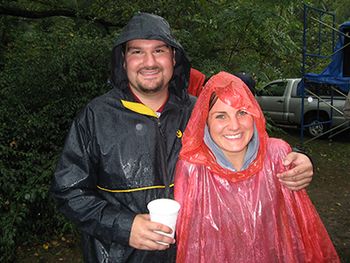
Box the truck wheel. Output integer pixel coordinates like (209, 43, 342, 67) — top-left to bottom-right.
(305, 115, 330, 138)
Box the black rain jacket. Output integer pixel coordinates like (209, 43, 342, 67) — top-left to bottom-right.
(51, 12, 195, 263)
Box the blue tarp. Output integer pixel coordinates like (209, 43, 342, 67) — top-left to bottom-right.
(301, 21, 350, 94)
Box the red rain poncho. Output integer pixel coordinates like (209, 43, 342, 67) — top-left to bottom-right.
(174, 72, 339, 262)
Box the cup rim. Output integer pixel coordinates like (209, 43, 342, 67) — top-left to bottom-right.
(147, 198, 181, 214)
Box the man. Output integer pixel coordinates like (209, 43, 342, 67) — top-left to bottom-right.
(233, 71, 257, 95)
(51, 12, 313, 263)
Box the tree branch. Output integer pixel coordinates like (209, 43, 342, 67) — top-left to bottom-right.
(0, 5, 123, 28)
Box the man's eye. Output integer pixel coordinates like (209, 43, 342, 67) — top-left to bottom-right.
(128, 49, 142, 55)
(155, 49, 165, 53)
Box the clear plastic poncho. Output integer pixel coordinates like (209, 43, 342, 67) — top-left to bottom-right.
(174, 72, 339, 263)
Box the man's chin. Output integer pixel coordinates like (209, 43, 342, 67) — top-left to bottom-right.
(137, 82, 164, 94)
(140, 86, 163, 94)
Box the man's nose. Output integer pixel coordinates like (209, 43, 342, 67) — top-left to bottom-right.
(143, 52, 156, 67)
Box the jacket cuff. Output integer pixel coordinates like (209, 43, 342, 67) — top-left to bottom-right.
(112, 212, 137, 245)
(292, 146, 315, 173)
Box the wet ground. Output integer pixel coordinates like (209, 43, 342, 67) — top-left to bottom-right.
(16, 129, 350, 262)
(279, 128, 350, 262)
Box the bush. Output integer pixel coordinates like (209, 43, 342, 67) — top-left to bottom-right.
(0, 17, 111, 262)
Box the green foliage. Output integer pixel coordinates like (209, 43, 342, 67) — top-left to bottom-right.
(0, 15, 111, 261)
(166, 1, 307, 81)
(0, 0, 346, 261)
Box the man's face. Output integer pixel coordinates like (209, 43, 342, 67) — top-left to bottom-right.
(124, 39, 175, 95)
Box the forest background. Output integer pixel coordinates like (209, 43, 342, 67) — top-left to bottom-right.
(1, 0, 349, 262)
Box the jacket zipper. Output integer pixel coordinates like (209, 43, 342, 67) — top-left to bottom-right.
(156, 118, 170, 198)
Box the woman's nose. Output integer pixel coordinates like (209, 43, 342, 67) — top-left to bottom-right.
(228, 116, 240, 130)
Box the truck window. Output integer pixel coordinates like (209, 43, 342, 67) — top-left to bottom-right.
(260, 81, 286, 96)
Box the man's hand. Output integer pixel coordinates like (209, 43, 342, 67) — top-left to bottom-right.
(129, 214, 175, 250)
(277, 152, 314, 191)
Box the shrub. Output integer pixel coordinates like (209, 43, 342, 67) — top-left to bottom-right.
(0, 18, 111, 261)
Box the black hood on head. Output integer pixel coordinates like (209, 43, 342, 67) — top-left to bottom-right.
(110, 12, 191, 99)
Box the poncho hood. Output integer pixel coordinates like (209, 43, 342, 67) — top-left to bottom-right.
(179, 71, 268, 181)
(110, 12, 191, 100)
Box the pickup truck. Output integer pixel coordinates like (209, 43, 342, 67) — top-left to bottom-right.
(255, 78, 348, 138)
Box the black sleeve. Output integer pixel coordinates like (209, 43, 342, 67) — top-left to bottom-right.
(292, 146, 315, 173)
(50, 111, 135, 246)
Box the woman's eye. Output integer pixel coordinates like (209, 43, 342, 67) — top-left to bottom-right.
(238, 110, 248, 117)
(215, 114, 225, 119)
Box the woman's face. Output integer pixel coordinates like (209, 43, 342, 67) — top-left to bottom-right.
(207, 98, 254, 159)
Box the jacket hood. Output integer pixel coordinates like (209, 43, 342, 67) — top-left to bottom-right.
(179, 71, 268, 182)
(110, 12, 191, 99)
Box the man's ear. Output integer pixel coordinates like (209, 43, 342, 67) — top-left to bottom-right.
(173, 49, 176, 66)
(123, 53, 126, 69)
(122, 45, 126, 69)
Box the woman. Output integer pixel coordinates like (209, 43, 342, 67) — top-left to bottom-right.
(174, 72, 339, 262)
